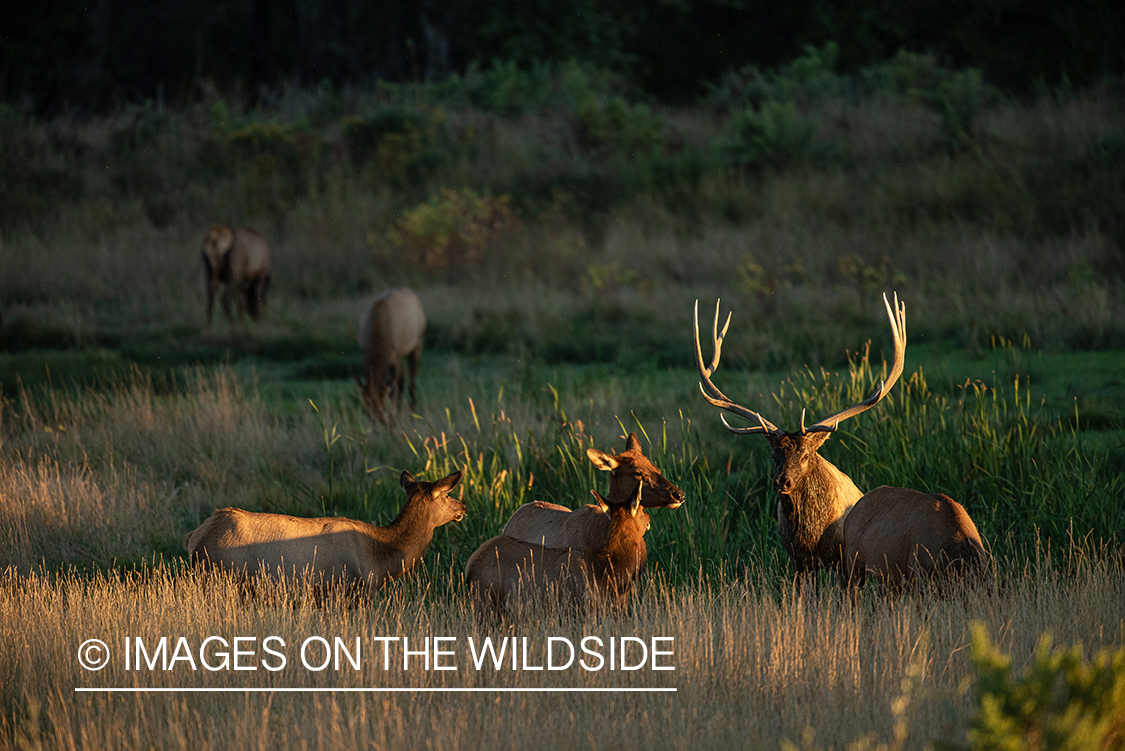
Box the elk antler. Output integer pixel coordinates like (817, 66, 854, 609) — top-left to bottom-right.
(694, 299, 779, 436)
(805, 292, 906, 433)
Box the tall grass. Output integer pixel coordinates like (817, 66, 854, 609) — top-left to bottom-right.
(1, 345, 1120, 576)
(1, 553, 1120, 750)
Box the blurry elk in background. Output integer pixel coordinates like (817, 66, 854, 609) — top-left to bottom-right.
(694, 292, 906, 588)
(357, 287, 426, 425)
(201, 224, 271, 329)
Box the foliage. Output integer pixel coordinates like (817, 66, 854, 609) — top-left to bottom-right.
(964, 623, 1125, 751)
(726, 101, 818, 169)
(383, 188, 514, 274)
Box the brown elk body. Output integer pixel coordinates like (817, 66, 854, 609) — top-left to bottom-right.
(465, 434, 684, 617)
(501, 433, 685, 549)
(842, 486, 988, 592)
(185, 470, 464, 592)
(694, 293, 907, 585)
(201, 224, 271, 329)
(357, 287, 426, 424)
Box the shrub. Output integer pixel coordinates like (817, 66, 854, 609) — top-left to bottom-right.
(726, 101, 817, 169)
(383, 188, 514, 274)
(964, 623, 1125, 751)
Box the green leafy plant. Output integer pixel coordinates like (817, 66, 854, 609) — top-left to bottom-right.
(964, 623, 1125, 751)
(384, 188, 514, 274)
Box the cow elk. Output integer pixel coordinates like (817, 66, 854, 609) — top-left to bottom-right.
(694, 292, 906, 585)
(465, 436, 684, 619)
(501, 432, 686, 550)
(842, 486, 989, 594)
(358, 287, 426, 425)
(201, 224, 271, 329)
(185, 470, 464, 595)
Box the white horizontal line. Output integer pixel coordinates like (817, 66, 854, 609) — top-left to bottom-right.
(75, 687, 676, 694)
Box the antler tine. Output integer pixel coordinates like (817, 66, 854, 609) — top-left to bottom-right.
(693, 300, 779, 436)
(805, 291, 907, 433)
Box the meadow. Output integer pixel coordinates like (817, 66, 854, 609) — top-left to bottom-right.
(1, 55, 1124, 748)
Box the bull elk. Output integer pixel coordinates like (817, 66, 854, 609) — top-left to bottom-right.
(465, 435, 684, 618)
(358, 287, 426, 425)
(501, 432, 686, 549)
(201, 224, 271, 329)
(694, 292, 906, 585)
(842, 486, 989, 593)
(185, 470, 464, 594)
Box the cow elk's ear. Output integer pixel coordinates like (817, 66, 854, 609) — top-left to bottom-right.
(400, 470, 415, 490)
(434, 470, 464, 494)
(586, 448, 619, 471)
(590, 490, 610, 512)
(629, 483, 643, 517)
(625, 432, 642, 453)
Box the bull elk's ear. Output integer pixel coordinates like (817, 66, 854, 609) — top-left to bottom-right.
(400, 470, 415, 490)
(625, 432, 642, 453)
(590, 490, 609, 512)
(434, 470, 464, 493)
(586, 448, 619, 471)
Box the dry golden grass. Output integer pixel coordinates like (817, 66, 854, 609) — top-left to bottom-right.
(1, 556, 1121, 750)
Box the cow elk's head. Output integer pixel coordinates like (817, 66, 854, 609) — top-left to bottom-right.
(400, 469, 466, 526)
(694, 292, 907, 497)
(202, 225, 235, 279)
(586, 433, 686, 509)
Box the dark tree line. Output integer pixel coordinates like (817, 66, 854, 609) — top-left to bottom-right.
(2, 0, 1123, 112)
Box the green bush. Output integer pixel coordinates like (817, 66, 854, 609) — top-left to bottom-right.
(965, 623, 1125, 751)
(382, 188, 514, 274)
(726, 101, 817, 169)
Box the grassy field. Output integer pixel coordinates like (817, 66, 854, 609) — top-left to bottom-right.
(2, 60, 1124, 748)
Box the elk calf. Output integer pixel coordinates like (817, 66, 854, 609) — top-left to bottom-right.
(202, 224, 271, 329)
(694, 293, 907, 584)
(465, 436, 684, 618)
(185, 470, 464, 593)
(358, 287, 426, 424)
(842, 486, 988, 593)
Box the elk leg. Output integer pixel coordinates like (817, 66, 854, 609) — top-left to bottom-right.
(220, 285, 235, 325)
(406, 347, 420, 408)
(395, 363, 406, 405)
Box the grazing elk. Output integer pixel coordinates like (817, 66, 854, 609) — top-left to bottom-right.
(694, 293, 906, 586)
(501, 432, 686, 549)
(201, 224, 271, 329)
(357, 287, 426, 425)
(465, 437, 684, 618)
(842, 486, 988, 593)
(185, 470, 464, 594)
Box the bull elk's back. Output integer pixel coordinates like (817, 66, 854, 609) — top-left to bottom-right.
(843, 486, 988, 591)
